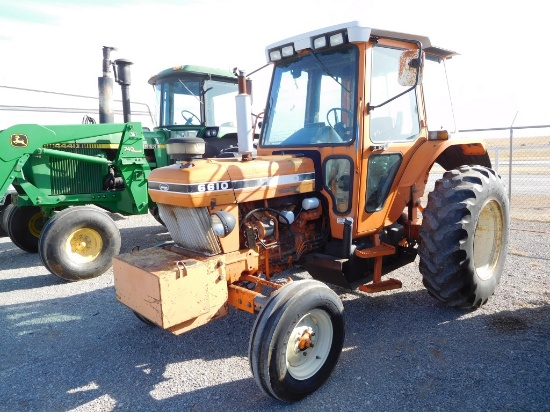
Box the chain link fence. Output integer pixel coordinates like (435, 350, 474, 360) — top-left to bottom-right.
(427, 125, 550, 223)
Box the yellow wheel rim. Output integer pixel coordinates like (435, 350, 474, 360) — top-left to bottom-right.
(474, 199, 504, 281)
(65, 228, 103, 263)
(28, 212, 44, 238)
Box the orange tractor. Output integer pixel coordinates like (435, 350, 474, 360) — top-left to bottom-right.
(113, 21, 509, 401)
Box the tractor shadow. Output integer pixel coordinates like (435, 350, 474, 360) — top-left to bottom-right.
(322, 289, 550, 411)
(0, 285, 256, 411)
(1, 221, 548, 410)
(0, 217, 171, 292)
(117, 222, 172, 253)
(0, 239, 67, 291)
(1, 272, 548, 411)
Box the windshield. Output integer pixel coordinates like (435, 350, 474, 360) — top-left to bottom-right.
(261, 45, 358, 147)
(155, 78, 238, 127)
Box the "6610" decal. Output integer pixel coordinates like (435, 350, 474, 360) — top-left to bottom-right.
(197, 181, 231, 192)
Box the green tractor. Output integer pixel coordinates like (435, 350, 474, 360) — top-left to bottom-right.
(0, 60, 250, 282)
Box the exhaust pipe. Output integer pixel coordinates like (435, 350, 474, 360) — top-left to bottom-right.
(113, 58, 133, 123)
(235, 69, 254, 154)
(98, 46, 116, 123)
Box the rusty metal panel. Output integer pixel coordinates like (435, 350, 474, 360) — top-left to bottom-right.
(114, 247, 229, 332)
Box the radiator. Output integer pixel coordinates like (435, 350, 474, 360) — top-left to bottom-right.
(49, 148, 105, 195)
(158, 204, 222, 255)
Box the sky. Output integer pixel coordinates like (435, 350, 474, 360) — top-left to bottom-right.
(0, 0, 548, 135)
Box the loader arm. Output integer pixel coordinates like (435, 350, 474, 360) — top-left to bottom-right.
(0, 155, 28, 202)
(0, 122, 150, 214)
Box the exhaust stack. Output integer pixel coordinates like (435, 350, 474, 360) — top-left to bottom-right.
(98, 46, 116, 123)
(235, 69, 254, 154)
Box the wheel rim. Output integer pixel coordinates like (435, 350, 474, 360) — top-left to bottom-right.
(474, 199, 504, 281)
(65, 228, 103, 263)
(28, 212, 44, 237)
(285, 308, 333, 380)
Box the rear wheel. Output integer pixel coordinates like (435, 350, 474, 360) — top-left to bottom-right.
(249, 279, 345, 402)
(6, 205, 44, 253)
(0, 203, 15, 237)
(38, 206, 121, 281)
(418, 165, 509, 309)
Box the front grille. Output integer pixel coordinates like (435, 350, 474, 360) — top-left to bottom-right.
(50, 149, 105, 195)
(158, 204, 222, 255)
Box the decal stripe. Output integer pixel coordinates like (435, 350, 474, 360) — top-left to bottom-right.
(43, 143, 120, 149)
(148, 172, 315, 194)
(41, 143, 166, 150)
(233, 172, 315, 190)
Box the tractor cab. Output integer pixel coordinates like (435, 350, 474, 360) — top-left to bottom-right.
(148, 65, 242, 159)
(258, 23, 460, 241)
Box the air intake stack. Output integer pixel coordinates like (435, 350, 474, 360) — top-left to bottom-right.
(113, 58, 134, 123)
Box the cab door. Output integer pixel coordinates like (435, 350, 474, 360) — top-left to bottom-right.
(356, 44, 426, 235)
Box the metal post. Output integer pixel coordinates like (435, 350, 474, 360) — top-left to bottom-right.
(508, 111, 518, 204)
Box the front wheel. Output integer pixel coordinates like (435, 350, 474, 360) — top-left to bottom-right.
(249, 279, 345, 402)
(38, 207, 121, 282)
(133, 311, 157, 327)
(418, 165, 510, 309)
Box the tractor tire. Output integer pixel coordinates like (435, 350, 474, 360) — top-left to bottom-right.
(249, 279, 345, 402)
(418, 165, 509, 309)
(133, 311, 157, 327)
(0, 203, 15, 237)
(38, 206, 121, 282)
(148, 206, 165, 226)
(6, 205, 44, 253)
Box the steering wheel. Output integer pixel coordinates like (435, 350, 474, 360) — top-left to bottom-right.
(180, 110, 201, 125)
(326, 108, 352, 128)
(326, 107, 353, 140)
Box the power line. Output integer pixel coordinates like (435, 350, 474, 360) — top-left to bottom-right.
(0, 104, 150, 116)
(0, 84, 155, 122)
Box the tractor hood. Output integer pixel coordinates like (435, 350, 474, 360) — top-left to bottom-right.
(147, 155, 316, 208)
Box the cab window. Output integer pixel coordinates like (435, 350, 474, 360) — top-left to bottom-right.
(370, 46, 420, 143)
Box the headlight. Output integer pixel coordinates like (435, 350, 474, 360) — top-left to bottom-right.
(313, 35, 327, 49)
(268, 49, 282, 62)
(329, 32, 345, 46)
(281, 45, 294, 57)
(210, 211, 236, 238)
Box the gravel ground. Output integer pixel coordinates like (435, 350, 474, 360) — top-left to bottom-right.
(0, 213, 549, 412)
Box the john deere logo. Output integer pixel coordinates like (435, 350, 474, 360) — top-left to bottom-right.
(10, 134, 28, 147)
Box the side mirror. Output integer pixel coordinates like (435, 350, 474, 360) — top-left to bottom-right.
(398, 50, 424, 86)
